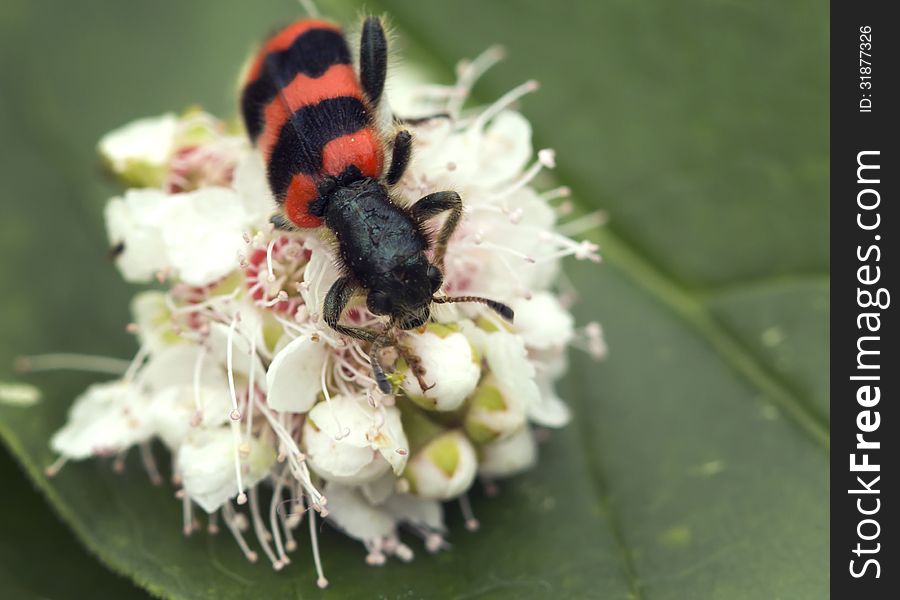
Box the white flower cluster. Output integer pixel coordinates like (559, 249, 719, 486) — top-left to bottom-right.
(47, 53, 604, 587)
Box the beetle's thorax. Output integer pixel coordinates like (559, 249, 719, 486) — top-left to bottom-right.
(323, 179, 434, 323)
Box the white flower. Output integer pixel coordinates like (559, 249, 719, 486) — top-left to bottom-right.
(404, 431, 478, 500)
(107, 186, 258, 286)
(303, 394, 408, 484)
(478, 426, 538, 478)
(177, 428, 276, 513)
(51, 381, 153, 460)
(400, 324, 481, 412)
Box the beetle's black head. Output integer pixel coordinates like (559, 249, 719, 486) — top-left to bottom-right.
(367, 253, 444, 330)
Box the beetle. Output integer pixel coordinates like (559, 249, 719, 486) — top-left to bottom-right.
(241, 16, 513, 393)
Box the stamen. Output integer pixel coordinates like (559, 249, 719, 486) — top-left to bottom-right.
(309, 503, 328, 588)
(266, 238, 278, 282)
(245, 336, 258, 442)
(555, 210, 608, 236)
(261, 290, 289, 307)
(191, 346, 207, 420)
(231, 420, 247, 505)
(123, 344, 151, 383)
(269, 470, 290, 566)
(112, 451, 127, 473)
(248, 486, 280, 568)
(542, 185, 571, 201)
(44, 455, 67, 477)
(208, 511, 220, 534)
(471, 80, 539, 133)
(226, 313, 241, 421)
(459, 494, 480, 531)
(490, 148, 554, 201)
(182, 493, 193, 536)
(139, 442, 163, 485)
(447, 45, 506, 116)
(223, 503, 258, 563)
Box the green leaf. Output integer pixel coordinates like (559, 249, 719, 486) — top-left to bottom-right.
(0, 0, 827, 598)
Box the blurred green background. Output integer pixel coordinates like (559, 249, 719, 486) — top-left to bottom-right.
(0, 0, 828, 598)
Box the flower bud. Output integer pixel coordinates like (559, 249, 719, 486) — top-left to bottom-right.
(463, 375, 526, 443)
(477, 426, 537, 478)
(303, 394, 409, 485)
(177, 428, 276, 513)
(130, 291, 182, 351)
(401, 324, 480, 412)
(98, 113, 178, 187)
(404, 431, 477, 500)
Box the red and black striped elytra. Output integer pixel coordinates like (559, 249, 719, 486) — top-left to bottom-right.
(241, 19, 383, 228)
(240, 16, 513, 393)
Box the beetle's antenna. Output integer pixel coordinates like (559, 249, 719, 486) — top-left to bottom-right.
(432, 296, 514, 322)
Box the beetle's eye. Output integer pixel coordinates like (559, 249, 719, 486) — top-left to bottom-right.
(367, 291, 392, 316)
(426, 265, 443, 293)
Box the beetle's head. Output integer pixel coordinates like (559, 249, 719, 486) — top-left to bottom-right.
(367, 254, 443, 330)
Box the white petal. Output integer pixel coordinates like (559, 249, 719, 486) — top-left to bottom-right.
(104, 189, 173, 283)
(266, 336, 326, 413)
(139, 343, 227, 394)
(302, 395, 392, 484)
(401, 328, 480, 412)
(531, 373, 572, 428)
(130, 291, 179, 351)
(206, 321, 267, 390)
(377, 405, 410, 475)
(472, 110, 533, 188)
(301, 239, 341, 319)
(483, 330, 541, 420)
(51, 381, 153, 460)
(323, 482, 395, 542)
(146, 385, 230, 449)
(232, 151, 276, 229)
(360, 472, 398, 505)
(511, 292, 575, 350)
(177, 428, 275, 513)
(98, 114, 177, 174)
(382, 493, 445, 532)
(478, 426, 538, 478)
(160, 187, 248, 286)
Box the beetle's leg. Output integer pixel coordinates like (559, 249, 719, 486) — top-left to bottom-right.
(395, 341, 434, 393)
(411, 191, 463, 271)
(270, 213, 296, 231)
(323, 276, 392, 393)
(386, 130, 412, 185)
(360, 16, 388, 109)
